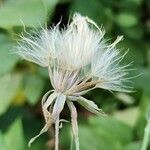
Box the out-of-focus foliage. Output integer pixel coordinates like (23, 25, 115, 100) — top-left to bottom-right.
(0, 0, 149, 150)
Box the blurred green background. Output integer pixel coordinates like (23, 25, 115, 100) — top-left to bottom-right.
(0, 0, 150, 150)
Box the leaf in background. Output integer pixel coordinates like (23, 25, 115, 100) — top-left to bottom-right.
(22, 112, 47, 150)
(118, 40, 144, 67)
(61, 116, 134, 150)
(118, 0, 143, 11)
(4, 118, 25, 150)
(0, 0, 59, 29)
(113, 107, 140, 127)
(133, 68, 150, 96)
(60, 121, 122, 150)
(12, 89, 26, 106)
(0, 131, 6, 150)
(146, 44, 150, 66)
(0, 74, 22, 115)
(135, 95, 150, 140)
(116, 13, 138, 27)
(79, 125, 122, 150)
(24, 74, 45, 105)
(115, 92, 135, 105)
(127, 0, 143, 5)
(38, 67, 49, 79)
(44, 0, 59, 19)
(121, 26, 144, 40)
(135, 89, 150, 138)
(70, 0, 111, 26)
(89, 117, 134, 144)
(123, 142, 141, 150)
(0, 34, 19, 76)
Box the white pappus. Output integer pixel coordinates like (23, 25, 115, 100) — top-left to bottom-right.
(15, 13, 133, 150)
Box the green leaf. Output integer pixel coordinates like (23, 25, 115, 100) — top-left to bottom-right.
(0, 131, 6, 150)
(122, 26, 144, 40)
(134, 68, 150, 96)
(119, 0, 143, 11)
(79, 125, 122, 150)
(116, 13, 138, 27)
(123, 142, 141, 150)
(113, 107, 140, 127)
(44, 0, 59, 19)
(0, 0, 59, 29)
(0, 34, 19, 76)
(61, 121, 122, 150)
(24, 74, 45, 105)
(89, 117, 134, 144)
(115, 92, 135, 105)
(4, 118, 25, 150)
(70, 0, 109, 26)
(38, 68, 49, 78)
(118, 40, 144, 67)
(61, 116, 134, 150)
(129, 0, 143, 5)
(135, 95, 150, 139)
(27, 140, 46, 150)
(0, 74, 22, 115)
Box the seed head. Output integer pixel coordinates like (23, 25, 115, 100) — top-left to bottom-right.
(15, 13, 133, 150)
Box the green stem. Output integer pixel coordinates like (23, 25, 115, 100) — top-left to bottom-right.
(141, 119, 150, 150)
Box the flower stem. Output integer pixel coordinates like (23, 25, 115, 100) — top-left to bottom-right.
(55, 117, 60, 150)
